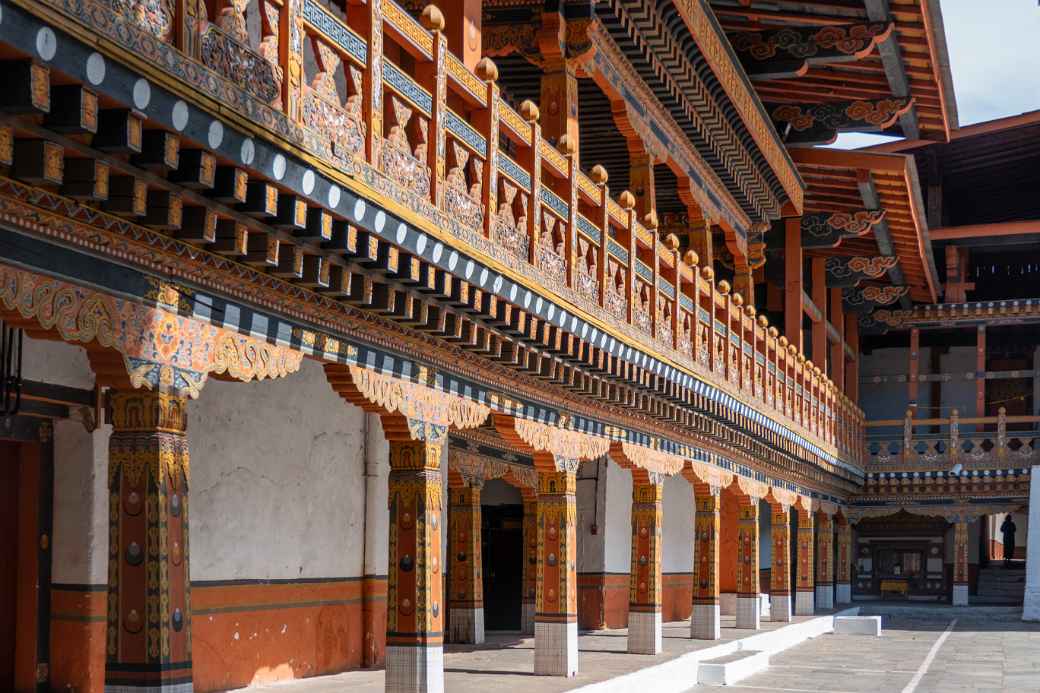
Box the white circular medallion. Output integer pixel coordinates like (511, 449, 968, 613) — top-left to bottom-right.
(493, 275, 503, 293)
(396, 223, 407, 244)
(353, 198, 366, 221)
(546, 305, 556, 321)
(207, 121, 224, 149)
(272, 153, 286, 180)
(302, 169, 315, 195)
(132, 78, 151, 111)
(415, 233, 427, 255)
(479, 268, 489, 286)
(509, 284, 518, 301)
(464, 260, 474, 279)
(374, 211, 386, 232)
(240, 138, 255, 165)
(448, 251, 459, 271)
(171, 101, 189, 132)
(327, 184, 341, 208)
(36, 28, 56, 61)
(432, 242, 443, 263)
(86, 52, 106, 86)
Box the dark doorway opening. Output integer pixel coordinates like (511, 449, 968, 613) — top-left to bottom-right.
(481, 504, 523, 631)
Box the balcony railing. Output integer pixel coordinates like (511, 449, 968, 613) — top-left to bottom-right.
(866, 408, 1039, 471)
(39, 0, 864, 464)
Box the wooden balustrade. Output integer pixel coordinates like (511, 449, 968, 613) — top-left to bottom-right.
(128, 0, 864, 463)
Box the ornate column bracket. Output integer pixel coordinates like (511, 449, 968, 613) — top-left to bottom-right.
(608, 440, 684, 477)
(493, 414, 609, 465)
(731, 22, 895, 81)
(825, 256, 899, 288)
(768, 97, 915, 146)
(0, 265, 303, 398)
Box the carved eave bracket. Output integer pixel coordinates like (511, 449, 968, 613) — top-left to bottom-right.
(769, 97, 915, 146)
(608, 440, 684, 477)
(681, 458, 733, 494)
(800, 209, 886, 249)
(0, 264, 302, 398)
(483, 5, 595, 68)
(825, 255, 899, 288)
(493, 413, 609, 472)
(843, 285, 909, 313)
(731, 23, 894, 81)
(325, 364, 490, 442)
(448, 446, 538, 489)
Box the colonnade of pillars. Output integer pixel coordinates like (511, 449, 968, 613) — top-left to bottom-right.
(98, 385, 854, 693)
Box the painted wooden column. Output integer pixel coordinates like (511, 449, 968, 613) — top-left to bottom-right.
(845, 313, 860, 405)
(811, 257, 827, 372)
(689, 217, 714, 270)
(835, 519, 852, 604)
(521, 491, 538, 634)
(105, 390, 192, 692)
(830, 286, 845, 392)
(441, 0, 482, 70)
(691, 488, 721, 639)
(448, 481, 484, 644)
(908, 327, 920, 413)
(386, 432, 445, 693)
(976, 326, 986, 417)
(628, 472, 664, 654)
(535, 462, 579, 677)
(795, 507, 815, 615)
(815, 511, 834, 610)
(1022, 466, 1040, 620)
(952, 519, 969, 606)
(735, 498, 761, 630)
(784, 218, 803, 352)
(769, 503, 792, 622)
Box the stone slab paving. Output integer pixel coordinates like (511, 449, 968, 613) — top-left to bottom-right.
(684, 608, 1040, 693)
(230, 616, 808, 693)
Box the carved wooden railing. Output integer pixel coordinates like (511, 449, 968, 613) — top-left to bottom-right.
(60, 0, 865, 467)
(866, 408, 1040, 471)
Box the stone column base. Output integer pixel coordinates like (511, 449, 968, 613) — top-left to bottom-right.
(771, 594, 792, 622)
(691, 603, 721, 640)
(1023, 586, 1040, 621)
(521, 602, 536, 635)
(534, 621, 578, 676)
(105, 683, 194, 693)
(627, 610, 662, 654)
(795, 590, 815, 616)
(449, 607, 485, 644)
(835, 583, 851, 604)
(815, 585, 834, 610)
(386, 644, 444, 693)
(719, 592, 737, 615)
(952, 584, 969, 606)
(736, 596, 760, 630)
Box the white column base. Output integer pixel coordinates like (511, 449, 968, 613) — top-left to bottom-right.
(770, 594, 792, 622)
(690, 603, 721, 640)
(735, 596, 761, 630)
(627, 610, 662, 654)
(386, 644, 444, 693)
(521, 602, 536, 634)
(534, 621, 578, 677)
(795, 590, 815, 616)
(815, 585, 834, 610)
(105, 684, 194, 693)
(719, 592, 737, 615)
(836, 583, 851, 604)
(1023, 587, 1040, 621)
(952, 584, 969, 606)
(449, 607, 484, 644)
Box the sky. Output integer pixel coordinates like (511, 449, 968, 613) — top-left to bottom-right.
(831, 0, 1040, 149)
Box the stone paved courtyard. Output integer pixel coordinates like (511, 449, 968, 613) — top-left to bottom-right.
(232, 607, 1040, 693)
(685, 607, 1040, 693)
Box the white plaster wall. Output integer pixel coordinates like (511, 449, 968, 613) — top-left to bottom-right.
(662, 475, 693, 573)
(481, 478, 522, 506)
(603, 458, 632, 573)
(51, 415, 110, 585)
(364, 413, 389, 578)
(188, 357, 367, 580)
(992, 512, 1029, 550)
(940, 346, 978, 426)
(860, 346, 933, 420)
(577, 458, 606, 573)
(22, 335, 95, 390)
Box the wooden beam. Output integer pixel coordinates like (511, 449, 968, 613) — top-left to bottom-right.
(908, 327, 920, 413)
(855, 169, 912, 309)
(864, 0, 920, 139)
(785, 217, 803, 352)
(931, 219, 1040, 240)
(787, 146, 910, 172)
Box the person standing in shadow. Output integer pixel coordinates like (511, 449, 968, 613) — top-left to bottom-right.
(1000, 515, 1017, 567)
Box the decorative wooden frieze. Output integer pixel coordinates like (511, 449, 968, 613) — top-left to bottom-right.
(824, 255, 899, 288)
(769, 97, 915, 146)
(800, 209, 886, 249)
(842, 285, 909, 313)
(731, 23, 894, 80)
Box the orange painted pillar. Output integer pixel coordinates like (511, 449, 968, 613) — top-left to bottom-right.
(521, 492, 538, 634)
(909, 328, 920, 413)
(976, 326, 986, 417)
(628, 473, 664, 654)
(815, 512, 834, 609)
(691, 488, 721, 639)
(104, 391, 192, 692)
(795, 507, 815, 615)
(845, 314, 860, 405)
(440, 0, 482, 70)
(769, 503, 793, 622)
(385, 432, 445, 692)
(535, 466, 578, 676)
(830, 286, 845, 392)
(449, 482, 484, 644)
(835, 520, 852, 604)
(953, 520, 969, 605)
(811, 257, 827, 371)
(784, 218, 803, 352)
(735, 498, 761, 629)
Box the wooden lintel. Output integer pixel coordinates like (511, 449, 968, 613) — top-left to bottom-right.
(931, 219, 1040, 241)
